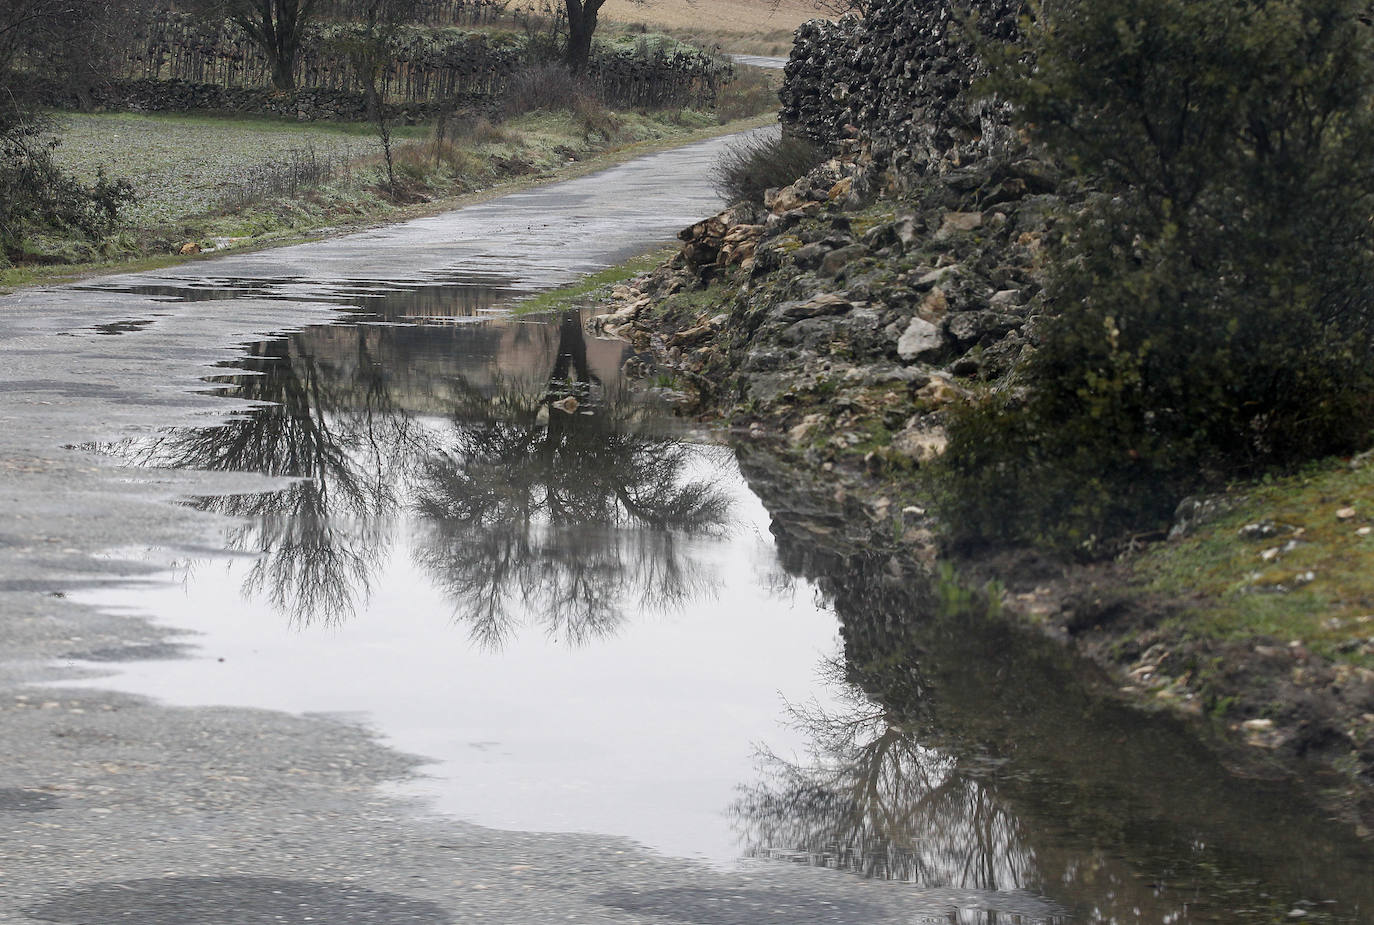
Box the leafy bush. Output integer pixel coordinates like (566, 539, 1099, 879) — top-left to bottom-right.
(940, 0, 1374, 554)
(711, 132, 825, 205)
(0, 106, 135, 262)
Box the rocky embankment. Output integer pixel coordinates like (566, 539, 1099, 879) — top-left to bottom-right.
(592, 0, 1374, 830)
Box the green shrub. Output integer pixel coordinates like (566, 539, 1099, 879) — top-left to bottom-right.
(940, 0, 1374, 554)
(0, 105, 135, 260)
(711, 131, 826, 205)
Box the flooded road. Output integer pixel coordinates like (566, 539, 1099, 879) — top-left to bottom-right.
(2, 132, 1373, 925)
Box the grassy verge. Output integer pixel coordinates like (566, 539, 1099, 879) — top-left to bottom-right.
(511, 248, 676, 315)
(1131, 457, 1374, 669)
(2, 106, 776, 294)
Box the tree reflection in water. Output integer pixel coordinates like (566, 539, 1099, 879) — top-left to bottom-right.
(413, 311, 732, 647)
(99, 311, 733, 638)
(733, 660, 1033, 891)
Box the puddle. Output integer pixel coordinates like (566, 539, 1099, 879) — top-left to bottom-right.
(63, 296, 848, 866)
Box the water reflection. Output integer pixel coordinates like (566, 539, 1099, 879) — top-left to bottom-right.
(735, 662, 1032, 893)
(412, 375, 730, 647)
(78, 275, 527, 321)
(730, 449, 1374, 923)
(100, 308, 733, 639)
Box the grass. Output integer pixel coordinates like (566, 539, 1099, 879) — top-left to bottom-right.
(3, 106, 777, 293)
(598, 0, 822, 54)
(1132, 456, 1374, 668)
(511, 248, 675, 315)
(48, 112, 422, 227)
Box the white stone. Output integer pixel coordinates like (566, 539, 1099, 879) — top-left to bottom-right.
(897, 316, 943, 361)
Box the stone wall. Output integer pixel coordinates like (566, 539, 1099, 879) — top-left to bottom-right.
(780, 0, 1024, 186)
(22, 77, 493, 124)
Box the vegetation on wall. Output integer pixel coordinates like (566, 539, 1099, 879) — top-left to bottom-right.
(937, 0, 1374, 554)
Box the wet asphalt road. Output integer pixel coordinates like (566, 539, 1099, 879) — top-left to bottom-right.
(727, 55, 789, 71)
(0, 133, 1062, 924)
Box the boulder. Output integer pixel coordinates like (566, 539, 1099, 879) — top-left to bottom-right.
(934, 211, 983, 240)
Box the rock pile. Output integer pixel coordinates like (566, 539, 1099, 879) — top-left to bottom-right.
(601, 135, 1061, 483)
(591, 0, 1060, 481)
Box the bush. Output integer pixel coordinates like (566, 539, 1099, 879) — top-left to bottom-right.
(435, 113, 510, 146)
(939, 0, 1374, 554)
(711, 131, 826, 205)
(0, 105, 135, 260)
(219, 145, 358, 212)
(501, 62, 594, 116)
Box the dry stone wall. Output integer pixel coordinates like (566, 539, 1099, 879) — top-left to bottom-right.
(19, 76, 481, 123)
(780, 0, 1024, 188)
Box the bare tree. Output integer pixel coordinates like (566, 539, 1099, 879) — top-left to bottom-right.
(562, 0, 604, 75)
(193, 0, 325, 91)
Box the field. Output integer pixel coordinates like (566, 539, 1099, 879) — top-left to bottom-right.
(599, 0, 824, 54)
(49, 113, 415, 228)
(600, 0, 821, 32)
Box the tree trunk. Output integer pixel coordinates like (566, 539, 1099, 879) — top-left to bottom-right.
(564, 0, 599, 75)
(271, 55, 295, 91)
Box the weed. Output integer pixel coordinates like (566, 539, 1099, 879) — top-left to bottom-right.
(219, 144, 359, 212)
(712, 132, 826, 205)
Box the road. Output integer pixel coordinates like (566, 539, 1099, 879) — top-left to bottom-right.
(0, 132, 1060, 925)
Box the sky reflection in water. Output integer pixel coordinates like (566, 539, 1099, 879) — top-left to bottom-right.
(64, 285, 1374, 923)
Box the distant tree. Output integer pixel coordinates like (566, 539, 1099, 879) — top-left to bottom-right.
(194, 0, 325, 91)
(1, 0, 154, 104)
(327, 0, 422, 195)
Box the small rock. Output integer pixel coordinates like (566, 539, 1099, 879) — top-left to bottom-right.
(1241, 718, 1275, 732)
(988, 289, 1022, 309)
(914, 265, 959, 291)
(915, 376, 969, 406)
(792, 242, 831, 270)
(890, 427, 948, 464)
(918, 287, 949, 319)
(1237, 520, 1290, 540)
(775, 293, 852, 323)
(934, 211, 983, 240)
(1337, 506, 1357, 520)
(768, 185, 810, 215)
(897, 316, 944, 361)
(817, 244, 869, 279)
